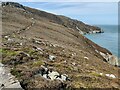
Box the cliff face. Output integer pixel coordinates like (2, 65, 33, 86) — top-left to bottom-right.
(1, 2, 120, 89)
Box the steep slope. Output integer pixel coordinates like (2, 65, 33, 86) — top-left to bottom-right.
(2, 2, 103, 34)
(1, 2, 120, 89)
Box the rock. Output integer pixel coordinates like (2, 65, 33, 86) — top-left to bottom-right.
(49, 55, 56, 61)
(7, 38, 14, 43)
(43, 74, 48, 79)
(100, 73, 103, 76)
(48, 71, 60, 80)
(72, 53, 76, 56)
(33, 46, 43, 51)
(99, 52, 119, 66)
(38, 66, 69, 81)
(4, 36, 9, 39)
(20, 43, 23, 46)
(0, 63, 23, 89)
(84, 57, 89, 60)
(105, 74, 116, 79)
(56, 74, 69, 81)
(72, 62, 76, 66)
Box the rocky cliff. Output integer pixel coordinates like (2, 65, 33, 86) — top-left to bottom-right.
(1, 2, 120, 89)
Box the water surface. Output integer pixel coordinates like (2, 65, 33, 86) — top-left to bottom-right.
(85, 25, 119, 57)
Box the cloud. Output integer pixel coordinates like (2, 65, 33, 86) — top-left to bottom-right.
(30, 2, 117, 25)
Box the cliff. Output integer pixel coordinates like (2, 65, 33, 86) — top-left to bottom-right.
(1, 2, 120, 89)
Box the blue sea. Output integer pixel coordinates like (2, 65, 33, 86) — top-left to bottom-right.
(85, 25, 119, 58)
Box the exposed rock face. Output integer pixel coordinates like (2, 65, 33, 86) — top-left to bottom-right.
(0, 63, 23, 89)
(99, 52, 119, 66)
(2, 2, 25, 10)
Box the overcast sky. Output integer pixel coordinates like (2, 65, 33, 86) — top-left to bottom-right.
(21, 2, 118, 25)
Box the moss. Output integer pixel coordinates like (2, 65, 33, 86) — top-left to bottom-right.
(2, 48, 18, 56)
(65, 65, 73, 71)
(32, 60, 44, 67)
(0, 48, 2, 53)
(11, 68, 23, 78)
(90, 72, 101, 77)
(71, 81, 87, 89)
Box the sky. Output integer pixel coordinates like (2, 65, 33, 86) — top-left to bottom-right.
(20, 2, 118, 25)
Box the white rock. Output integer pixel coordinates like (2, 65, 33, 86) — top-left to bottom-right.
(95, 49, 99, 53)
(4, 36, 9, 39)
(43, 74, 47, 79)
(84, 57, 89, 60)
(100, 73, 103, 76)
(37, 47, 43, 51)
(72, 62, 76, 66)
(105, 74, 116, 79)
(64, 60, 67, 63)
(35, 40, 40, 44)
(61, 74, 68, 81)
(0, 63, 4, 67)
(109, 74, 116, 78)
(49, 55, 56, 61)
(48, 71, 59, 80)
(20, 43, 23, 46)
(105, 74, 110, 77)
(8, 38, 13, 42)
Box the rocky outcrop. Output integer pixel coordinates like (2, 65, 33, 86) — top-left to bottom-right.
(99, 52, 119, 66)
(37, 65, 70, 81)
(0, 63, 23, 89)
(2, 2, 25, 10)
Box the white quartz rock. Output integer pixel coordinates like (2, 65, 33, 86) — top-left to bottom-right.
(48, 71, 59, 80)
(49, 55, 56, 61)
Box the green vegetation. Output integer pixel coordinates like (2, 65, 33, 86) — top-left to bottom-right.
(90, 72, 102, 77)
(32, 60, 44, 67)
(2, 48, 18, 56)
(11, 68, 23, 78)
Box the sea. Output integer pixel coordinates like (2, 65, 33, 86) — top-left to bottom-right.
(85, 25, 119, 58)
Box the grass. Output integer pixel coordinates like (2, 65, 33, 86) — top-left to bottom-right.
(32, 60, 44, 67)
(2, 48, 18, 56)
(10, 68, 23, 78)
(90, 72, 102, 77)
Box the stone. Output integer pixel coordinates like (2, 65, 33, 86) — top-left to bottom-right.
(100, 73, 103, 76)
(72, 62, 76, 66)
(49, 55, 56, 61)
(43, 74, 48, 79)
(56, 74, 68, 81)
(7, 38, 14, 43)
(20, 43, 23, 46)
(4, 36, 9, 39)
(48, 71, 59, 80)
(99, 52, 119, 66)
(84, 57, 89, 60)
(105, 74, 116, 79)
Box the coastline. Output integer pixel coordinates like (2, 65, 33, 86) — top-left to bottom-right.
(84, 25, 119, 66)
(1, 2, 120, 89)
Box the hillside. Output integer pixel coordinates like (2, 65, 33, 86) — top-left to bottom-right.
(1, 2, 120, 89)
